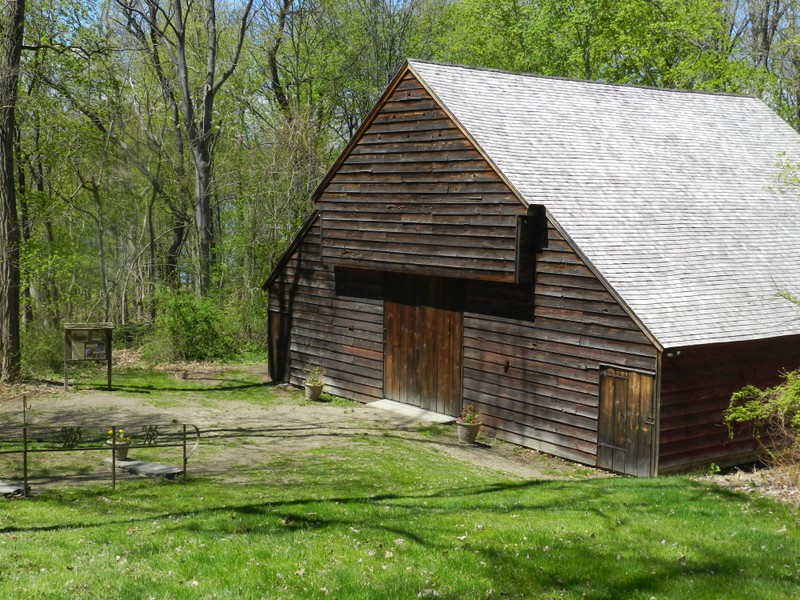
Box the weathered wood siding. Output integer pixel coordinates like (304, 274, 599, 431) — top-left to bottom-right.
(267, 217, 385, 402)
(462, 225, 659, 466)
(317, 72, 527, 283)
(659, 336, 800, 473)
(384, 274, 463, 416)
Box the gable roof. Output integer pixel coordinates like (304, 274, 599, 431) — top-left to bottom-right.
(407, 60, 800, 349)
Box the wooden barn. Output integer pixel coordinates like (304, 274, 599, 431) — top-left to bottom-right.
(265, 60, 800, 476)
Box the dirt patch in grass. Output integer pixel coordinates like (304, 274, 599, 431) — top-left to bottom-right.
(0, 362, 603, 491)
(697, 464, 800, 507)
(4, 360, 799, 507)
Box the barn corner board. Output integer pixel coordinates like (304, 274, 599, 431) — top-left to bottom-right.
(266, 60, 800, 476)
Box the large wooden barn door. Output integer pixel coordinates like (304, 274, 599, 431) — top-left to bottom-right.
(598, 367, 656, 476)
(384, 274, 463, 416)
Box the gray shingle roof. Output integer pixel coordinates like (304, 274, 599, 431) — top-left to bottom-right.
(408, 60, 800, 349)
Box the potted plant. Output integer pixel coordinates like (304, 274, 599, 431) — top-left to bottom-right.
(456, 403, 482, 444)
(303, 366, 325, 401)
(107, 427, 132, 461)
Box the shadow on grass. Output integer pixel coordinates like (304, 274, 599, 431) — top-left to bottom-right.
(2, 476, 796, 598)
(0, 478, 560, 535)
(73, 380, 269, 395)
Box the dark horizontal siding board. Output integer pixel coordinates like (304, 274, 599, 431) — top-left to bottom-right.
(324, 255, 518, 284)
(463, 377, 598, 426)
(480, 413, 598, 463)
(462, 226, 657, 468)
(380, 97, 441, 113)
(322, 204, 521, 218)
(324, 236, 517, 262)
(331, 167, 500, 183)
(347, 140, 483, 157)
(464, 315, 656, 365)
(324, 181, 514, 195)
(337, 159, 492, 174)
(324, 223, 518, 245)
(463, 357, 598, 402)
(394, 77, 423, 90)
(266, 222, 385, 404)
(493, 430, 597, 465)
(318, 71, 525, 282)
(463, 346, 601, 393)
(358, 128, 466, 145)
(343, 149, 482, 165)
(535, 271, 609, 291)
(531, 315, 657, 345)
(658, 335, 800, 472)
(368, 112, 455, 129)
(326, 218, 510, 240)
(330, 170, 504, 186)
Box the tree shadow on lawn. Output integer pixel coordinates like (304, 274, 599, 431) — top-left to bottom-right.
(2, 478, 794, 598)
(74, 380, 268, 395)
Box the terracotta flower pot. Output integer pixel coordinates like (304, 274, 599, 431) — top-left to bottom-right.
(107, 440, 131, 461)
(304, 382, 324, 401)
(456, 421, 481, 445)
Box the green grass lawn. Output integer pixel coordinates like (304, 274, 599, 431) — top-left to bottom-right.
(1, 434, 799, 599)
(72, 365, 357, 409)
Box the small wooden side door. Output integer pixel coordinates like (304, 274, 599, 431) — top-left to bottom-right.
(384, 274, 463, 416)
(268, 311, 290, 383)
(597, 367, 656, 476)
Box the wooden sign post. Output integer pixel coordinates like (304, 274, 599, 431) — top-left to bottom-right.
(63, 323, 114, 390)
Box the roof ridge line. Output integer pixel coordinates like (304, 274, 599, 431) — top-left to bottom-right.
(407, 58, 755, 100)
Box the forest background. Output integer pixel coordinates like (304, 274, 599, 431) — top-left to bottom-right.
(0, 0, 797, 381)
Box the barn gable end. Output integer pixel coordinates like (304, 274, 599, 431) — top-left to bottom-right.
(316, 70, 532, 283)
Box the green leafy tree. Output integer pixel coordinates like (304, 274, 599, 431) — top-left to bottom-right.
(114, 0, 257, 296)
(434, 0, 760, 92)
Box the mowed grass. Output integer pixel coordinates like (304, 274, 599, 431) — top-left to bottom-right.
(1, 435, 799, 599)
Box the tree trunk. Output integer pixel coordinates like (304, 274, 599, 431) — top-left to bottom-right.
(0, 0, 25, 383)
(86, 179, 110, 321)
(14, 127, 32, 324)
(116, 0, 253, 295)
(190, 138, 213, 295)
(748, 0, 784, 69)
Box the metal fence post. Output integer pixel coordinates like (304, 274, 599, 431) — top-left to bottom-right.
(22, 425, 28, 498)
(111, 426, 116, 490)
(182, 425, 187, 483)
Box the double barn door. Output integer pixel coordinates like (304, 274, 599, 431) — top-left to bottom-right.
(383, 274, 463, 416)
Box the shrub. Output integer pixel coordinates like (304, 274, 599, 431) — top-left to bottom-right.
(144, 292, 237, 362)
(113, 323, 154, 349)
(724, 372, 800, 473)
(20, 323, 63, 377)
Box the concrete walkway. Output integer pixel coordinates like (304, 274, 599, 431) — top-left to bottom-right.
(366, 399, 456, 424)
